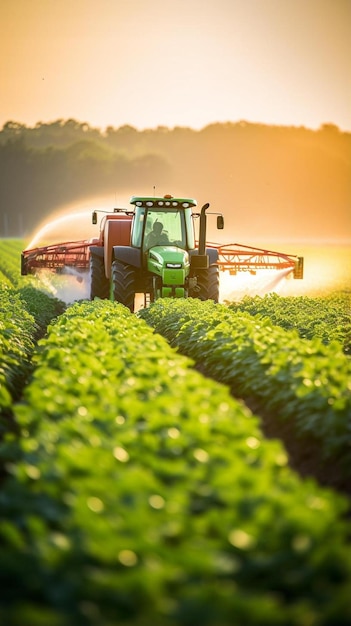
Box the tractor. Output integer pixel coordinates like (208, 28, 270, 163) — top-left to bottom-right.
(89, 195, 224, 310)
(22, 195, 224, 311)
(21, 194, 304, 310)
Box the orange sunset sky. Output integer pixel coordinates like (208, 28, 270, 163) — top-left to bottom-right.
(0, 0, 350, 132)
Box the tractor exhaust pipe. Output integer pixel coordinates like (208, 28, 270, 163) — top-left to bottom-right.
(199, 202, 210, 256)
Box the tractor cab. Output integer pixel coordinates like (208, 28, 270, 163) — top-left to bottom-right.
(129, 195, 197, 252)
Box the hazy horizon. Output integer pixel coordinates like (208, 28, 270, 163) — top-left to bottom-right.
(1, 118, 350, 135)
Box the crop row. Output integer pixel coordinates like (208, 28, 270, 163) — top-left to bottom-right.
(0, 285, 65, 415)
(228, 293, 351, 353)
(0, 239, 25, 287)
(139, 299, 351, 488)
(0, 289, 35, 414)
(1, 299, 350, 625)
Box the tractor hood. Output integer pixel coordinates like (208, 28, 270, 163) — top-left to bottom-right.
(147, 246, 190, 292)
(147, 246, 190, 272)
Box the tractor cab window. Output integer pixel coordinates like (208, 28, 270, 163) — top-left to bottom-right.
(142, 209, 186, 250)
(131, 207, 145, 247)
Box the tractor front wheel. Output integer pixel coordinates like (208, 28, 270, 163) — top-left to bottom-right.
(90, 254, 110, 300)
(112, 260, 136, 312)
(193, 264, 220, 302)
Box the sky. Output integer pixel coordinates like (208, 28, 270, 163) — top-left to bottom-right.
(0, 0, 350, 132)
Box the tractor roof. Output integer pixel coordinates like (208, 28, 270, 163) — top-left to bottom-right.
(130, 195, 197, 209)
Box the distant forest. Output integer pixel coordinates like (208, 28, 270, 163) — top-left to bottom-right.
(0, 119, 350, 241)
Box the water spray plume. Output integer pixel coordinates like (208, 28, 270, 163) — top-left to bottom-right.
(34, 268, 91, 304)
(25, 188, 217, 251)
(219, 268, 294, 302)
(257, 268, 293, 296)
(26, 210, 95, 250)
(24, 202, 108, 303)
(25, 193, 127, 249)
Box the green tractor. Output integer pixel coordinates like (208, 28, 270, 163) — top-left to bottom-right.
(90, 195, 224, 311)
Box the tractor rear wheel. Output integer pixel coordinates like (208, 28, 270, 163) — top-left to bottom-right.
(90, 254, 110, 300)
(112, 260, 136, 312)
(194, 264, 220, 302)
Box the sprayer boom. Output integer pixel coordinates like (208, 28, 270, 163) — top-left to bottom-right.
(209, 243, 304, 277)
(21, 239, 303, 279)
(21, 240, 90, 275)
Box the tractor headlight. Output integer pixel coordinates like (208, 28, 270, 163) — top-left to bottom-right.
(166, 263, 182, 268)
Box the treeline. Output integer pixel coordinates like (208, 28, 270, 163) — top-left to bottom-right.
(0, 119, 350, 240)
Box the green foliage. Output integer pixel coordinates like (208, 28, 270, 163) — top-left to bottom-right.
(0, 300, 350, 624)
(0, 289, 36, 412)
(0, 239, 25, 287)
(0, 240, 66, 331)
(228, 293, 351, 354)
(140, 299, 351, 480)
(0, 285, 65, 413)
(16, 285, 65, 337)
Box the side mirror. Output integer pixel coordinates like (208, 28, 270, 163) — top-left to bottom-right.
(92, 211, 97, 225)
(217, 215, 224, 229)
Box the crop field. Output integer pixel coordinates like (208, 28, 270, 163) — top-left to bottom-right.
(0, 238, 350, 626)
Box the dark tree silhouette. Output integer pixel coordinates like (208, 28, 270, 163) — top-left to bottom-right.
(0, 120, 349, 239)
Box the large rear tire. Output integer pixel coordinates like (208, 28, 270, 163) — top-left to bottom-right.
(112, 260, 136, 312)
(194, 264, 220, 302)
(90, 254, 110, 300)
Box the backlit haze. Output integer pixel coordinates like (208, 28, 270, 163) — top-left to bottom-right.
(1, 0, 350, 132)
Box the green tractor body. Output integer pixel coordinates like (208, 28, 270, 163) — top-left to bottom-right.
(147, 246, 189, 298)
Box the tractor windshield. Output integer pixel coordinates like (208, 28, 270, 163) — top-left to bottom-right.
(132, 206, 194, 250)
